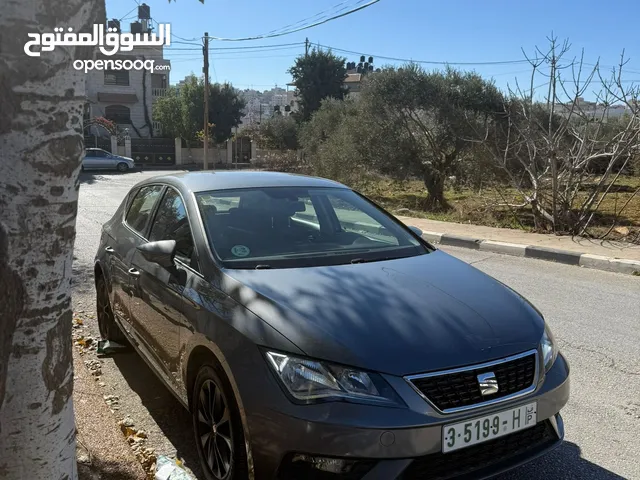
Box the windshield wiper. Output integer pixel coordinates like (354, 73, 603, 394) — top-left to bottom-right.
(350, 255, 404, 265)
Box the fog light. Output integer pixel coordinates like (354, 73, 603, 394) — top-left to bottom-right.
(291, 454, 355, 474)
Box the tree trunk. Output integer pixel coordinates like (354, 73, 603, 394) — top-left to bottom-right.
(0, 1, 104, 478)
(423, 172, 448, 210)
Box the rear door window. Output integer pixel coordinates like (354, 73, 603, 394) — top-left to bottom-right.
(125, 185, 164, 236)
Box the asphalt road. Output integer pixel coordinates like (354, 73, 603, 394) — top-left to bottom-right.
(73, 170, 640, 480)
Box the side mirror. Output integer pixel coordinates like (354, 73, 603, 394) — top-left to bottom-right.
(408, 226, 423, 237)
(137, 240, 176, 268)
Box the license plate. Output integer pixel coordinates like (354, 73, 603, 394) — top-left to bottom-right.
(442, 402, 537, 453)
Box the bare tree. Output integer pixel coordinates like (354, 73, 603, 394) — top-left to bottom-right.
(0, 1, 103, 479)
(480, 36, 640, 235)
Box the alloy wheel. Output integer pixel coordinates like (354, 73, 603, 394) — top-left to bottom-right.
(196, 379, 234, 479)
(96, 279, 112, 338)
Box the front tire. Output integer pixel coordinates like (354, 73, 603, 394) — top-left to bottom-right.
(96, 275, 128, 344)
(117, 162, 129, 172)
(192, 365, 248, 480)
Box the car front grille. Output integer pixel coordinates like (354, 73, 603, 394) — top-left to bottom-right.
(400, 420, 557, 480)
(409, 352, 537, 411)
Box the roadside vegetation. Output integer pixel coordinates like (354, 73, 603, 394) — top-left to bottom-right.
(248, 41, 640, 243)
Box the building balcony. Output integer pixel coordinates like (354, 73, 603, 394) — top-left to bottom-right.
(152, 88, 168, 97)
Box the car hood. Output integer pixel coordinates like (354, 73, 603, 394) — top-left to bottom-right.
(223, 250, 545, 376)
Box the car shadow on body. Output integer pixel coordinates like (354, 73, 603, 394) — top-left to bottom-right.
(107, 265, 624, 480)
(109, 349, 623, 480)
(496, 440, 626, 479)
(111, 353, 204, 479)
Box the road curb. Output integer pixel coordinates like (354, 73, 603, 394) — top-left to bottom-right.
(421, 230, 640, 276)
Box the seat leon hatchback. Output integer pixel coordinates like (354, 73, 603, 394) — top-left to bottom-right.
(93, 171, 569, 480)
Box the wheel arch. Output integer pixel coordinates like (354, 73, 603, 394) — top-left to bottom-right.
(94, 260, 111, 292)
(184, 342, 255, 479)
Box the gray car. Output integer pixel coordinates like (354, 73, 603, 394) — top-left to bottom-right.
(93, 171, 570, 480)
(83, 148, 136, 172)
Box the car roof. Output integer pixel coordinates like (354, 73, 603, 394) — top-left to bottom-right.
(133, 171, 349, 193)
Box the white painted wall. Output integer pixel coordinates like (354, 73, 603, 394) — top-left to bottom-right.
(181, 147, 229, 165)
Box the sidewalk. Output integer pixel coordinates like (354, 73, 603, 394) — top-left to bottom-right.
(74, 349, 146, 480)
(397, 216, 640, 275)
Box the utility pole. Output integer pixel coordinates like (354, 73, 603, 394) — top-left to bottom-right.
(305, 37, 309, 56)
(203, 32, 210, 170)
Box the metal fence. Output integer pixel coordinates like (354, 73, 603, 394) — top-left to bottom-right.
(130, 138, 175, 165)
(84, 135, 111, 151)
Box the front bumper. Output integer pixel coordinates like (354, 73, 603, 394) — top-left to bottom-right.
(240, 352, 570, 479)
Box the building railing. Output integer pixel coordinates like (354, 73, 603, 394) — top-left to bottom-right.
(152, 88, 167, 97)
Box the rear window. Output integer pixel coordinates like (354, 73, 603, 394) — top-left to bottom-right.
(196, 186, 428, 269)
(125, 185, 164, 236)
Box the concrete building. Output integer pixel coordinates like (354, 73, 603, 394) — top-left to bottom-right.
(559, 96, 630, 120)
(84, 13, 171, 138)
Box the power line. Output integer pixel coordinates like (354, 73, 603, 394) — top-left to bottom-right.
(316, 43, 529, 66)
(163, 47, 304, 58)
(149, 17, 201, 44)
(260, 0, 363, 36)
(213, 46, 304, 55)
(207, 54, 303, 61)
(205, 0, 381, 42)
(211, 42, 305, 51)
(163, 42, 305, 53)
(172, 40, 202, 46)
(118, 6, 139, 21)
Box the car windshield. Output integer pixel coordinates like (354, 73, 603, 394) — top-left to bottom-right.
(196, 186, 430, 269)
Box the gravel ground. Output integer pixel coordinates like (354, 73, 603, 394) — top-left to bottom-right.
(72, 171, 640, 480)
(74, 345, 146, 480)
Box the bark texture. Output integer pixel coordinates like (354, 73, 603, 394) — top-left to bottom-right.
(0, 0, 104, 478)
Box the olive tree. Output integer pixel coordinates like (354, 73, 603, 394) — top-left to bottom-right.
(357, 65, 504, 209)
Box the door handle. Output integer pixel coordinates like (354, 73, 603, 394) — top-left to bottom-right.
(105, 246, 115, 253)
(128, 268, 140, 276)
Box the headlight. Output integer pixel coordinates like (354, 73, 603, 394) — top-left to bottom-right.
(265, 351, 404, 407)
(540, 325, 558, 372)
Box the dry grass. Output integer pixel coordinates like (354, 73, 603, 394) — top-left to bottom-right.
(356, 176, 640, 243)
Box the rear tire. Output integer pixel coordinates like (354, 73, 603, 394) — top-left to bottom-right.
(192, 365, 248, 480)
(117, 162, 129, 172)
(96, 275, 128, 344)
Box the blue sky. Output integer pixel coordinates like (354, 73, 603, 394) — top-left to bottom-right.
(107, 0, 640, 97)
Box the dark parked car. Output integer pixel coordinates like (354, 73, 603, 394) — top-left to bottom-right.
(93, 171, 570, 480)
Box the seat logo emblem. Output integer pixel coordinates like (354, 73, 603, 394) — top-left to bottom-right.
(477, 372, 499, 396)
